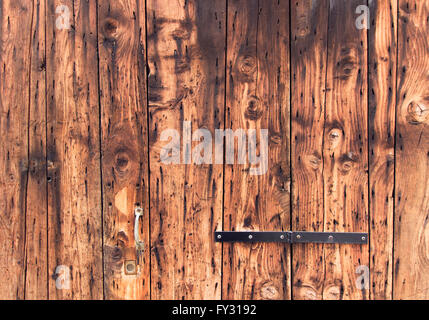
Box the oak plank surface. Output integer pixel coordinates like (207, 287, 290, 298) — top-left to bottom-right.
(98, 0, 150, 300)
(223, 0, 291, 300)
(0, 0, 33, 299)
(394, 0, 429, 300)
(368, 0, 397, 300)
(322, 0, 369, 299)
(147, 0, 225, 299)
(291, 0, 328, 300)
(46, 0, 103, 299)
(26, 0, 48, 300)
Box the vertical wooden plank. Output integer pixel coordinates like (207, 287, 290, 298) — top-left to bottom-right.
(394, 0, 429, 300)
(223, 0, 291, 300)
(0, 0, 32, 299)
(46, 0, 103, 299)
(26, 0, 48, 299)
(98, 0, 150, 300)
(291, 0, 328, 300)
(368, 0, 397, 300)
(323, 0, 369, 299)
(147, 0, 225, 299)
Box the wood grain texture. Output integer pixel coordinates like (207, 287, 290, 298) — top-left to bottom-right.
(394, 0, 429, 300)
(147, 0, 225, 299)
(322, 0, 369, 299)
(291, 0, 328, 300)
(2, 0, 429, 301)
(223, 0, 291, 300)
(98, 0, 150, 300)
(26, 0, 48, 300)
(0, 0, 32, 299)
(368, 0, 397, 300)
(46, 0, 103, 299)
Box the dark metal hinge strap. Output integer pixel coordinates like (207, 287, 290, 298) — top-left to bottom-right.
(215, 231, 367, 244)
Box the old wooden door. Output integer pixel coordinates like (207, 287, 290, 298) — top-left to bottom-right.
(0, 0, 428, 300)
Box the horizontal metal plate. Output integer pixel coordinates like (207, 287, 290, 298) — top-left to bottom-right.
(215, 231, 290, 243)
(215, 231, 368, 244)
(291, 231, 367, 244)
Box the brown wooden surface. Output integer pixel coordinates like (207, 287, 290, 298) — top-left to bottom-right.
(147, 0, 225, 299)
(394, 0, 429, 300)
(323, 0, 369, 299)
(26, 0, 48, 300)
(46, 0, 103, 299)
(291, 0, 328, 300)
(0, 0, 428, 300)
(223, 0, 291, 300)
(0, 0, 33, 299)
(368, 0, 396, 300)
(98, 0, 150, 300)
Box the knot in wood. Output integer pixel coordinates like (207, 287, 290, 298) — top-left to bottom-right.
(116, 231, 129, 245)
(237, 54, 257, 78)
(299, 286, 318, 300)
(296, 14, 310, 37)
(103, 18, 119, 39)
(115, 152, 130, 173)
(324, 285, 341, 300)
(111, 247, 122, 261)
(307, 154, 322, 170)
(341, 161, 353, 173)
(244, 96, 263, 120)
(407, 101, 428, 125)
(269, 132, 282, 145)
(339, 152, 358, 174)
(260, 281, 279, 300)
(336, 47, 357, 80)
(328, 128, 342, 146)
(171, 28, 191, 41)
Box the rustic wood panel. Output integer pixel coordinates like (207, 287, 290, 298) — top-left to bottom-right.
(291, 0, 328, 300)
(322, 0, 369, 299)
(368, 0, 397, 300)
(394, 0, 429, 300)
(223, 0, 291, 300)
(2, 0, 429, 301)
(147, 0, 225, 299)
(26, 0, 48, 300)
(98, 0, 150, 300)
(46, 0, 103, 299)
(0, 0, 33, 299)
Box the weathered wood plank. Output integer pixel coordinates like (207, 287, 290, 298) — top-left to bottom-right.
(291, 0, 328, 300)
(322, 0, 369, 299)
(26, 0, 48, 300)
(222, 0, 291, 300)
(368, 0, 397, 300)
(46, 0, 103, 299)
(0, 0, 32, 300)
(394, 0, 429, 300)
(147, 0, 225, 299)
(98, 0, 150, 300)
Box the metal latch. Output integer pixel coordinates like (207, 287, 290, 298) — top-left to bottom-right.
(134, 207, 145, 263)
(215, 231, 367, 244)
